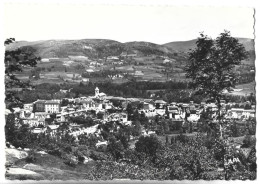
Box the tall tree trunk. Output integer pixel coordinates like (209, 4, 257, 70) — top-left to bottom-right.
(216, 97, 222, 138)
(216, 96, 228, 179)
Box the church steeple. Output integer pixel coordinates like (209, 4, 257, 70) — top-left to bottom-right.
(95, 87, 99, 97)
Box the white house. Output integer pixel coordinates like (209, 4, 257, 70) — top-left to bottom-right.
(20, 110, 34, 119)
(47, 125, 60, 136)
(96, 141, 108, 148)
(41, 58, 50, 62)
(34, 112, 50, 120)
(228, 108, 255, 119)
(187, 114, 200, 122)
(22, 118, 39, 127)
(45, 100, 60, 113)
(107, 56, 119, 60)
(168, 105, 181, 119)
(23, 103, 34, 111)
(242, 109, 255, 118)
(82, 78, 90, 82)
(32, 127, 46, 134)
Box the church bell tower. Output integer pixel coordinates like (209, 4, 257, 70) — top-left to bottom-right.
(95, 87, 99, 97)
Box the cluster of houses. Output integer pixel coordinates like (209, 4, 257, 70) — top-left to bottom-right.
(6, 87, 256, 147)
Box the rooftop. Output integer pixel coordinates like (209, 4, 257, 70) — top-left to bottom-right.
(154, 100, 167, 104)
(45, 100, 60, 104)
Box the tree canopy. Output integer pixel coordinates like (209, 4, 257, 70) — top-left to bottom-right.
(185, 31, 248, 138)
(185, 31, 247, 103)
(4, 38, 40, 108)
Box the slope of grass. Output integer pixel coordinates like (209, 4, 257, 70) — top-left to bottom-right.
(7, 152, 96, 180)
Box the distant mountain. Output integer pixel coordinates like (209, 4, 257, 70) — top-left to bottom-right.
(7, 39, 179, 59)
(6, 37, 254, 63)
(123, 41, 177, 56)
(7, 39, 124, 58)
(164, 38, 255, 53)
(163, 38, 255, 65)
(163, 39, 197, 53)
(235, 38, 255, 51)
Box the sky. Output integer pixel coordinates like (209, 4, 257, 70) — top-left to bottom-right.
(3, 3, 254, 44)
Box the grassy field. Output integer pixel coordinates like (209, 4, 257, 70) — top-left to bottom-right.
(11, 52, 255, 87)
(230, 81, 256, 96)
(7, 151, 96, 180)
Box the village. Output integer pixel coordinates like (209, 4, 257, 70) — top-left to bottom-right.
(6, 86, 256, 151)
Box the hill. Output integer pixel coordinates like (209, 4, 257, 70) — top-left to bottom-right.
(7, 37, 254, 60)
(164, 37, 255, 65)
(6, 39, 124, 58)
(163, 39, 197, 53)
(6, 39, 182, 59)
(124, 41, 176, 54)
(5, 37, 255, 84)
(164, 38, 254, 53)
(6, 148, 95, 180)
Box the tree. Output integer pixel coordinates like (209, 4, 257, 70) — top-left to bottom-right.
(132, 109, 140, 121)
(185, 31, 247, 138)
(132, 121, 142, 137)
(107, 136, 124, 160)
(5, 114, 16, 145)
(155, 135, 220, 180)
(5, 38, 40, 109)
(95, 45, 110, 62)
(74, 63, 85, 71)
(135, 134, 162, 157)
(185, 31, 247, 179)
(126, 103, 134, 119)
(165, 135, 169, 145)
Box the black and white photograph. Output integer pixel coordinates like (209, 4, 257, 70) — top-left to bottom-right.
(1, 0, 258, 181)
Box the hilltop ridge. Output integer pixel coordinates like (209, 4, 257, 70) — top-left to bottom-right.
(7, 37, 254, 60)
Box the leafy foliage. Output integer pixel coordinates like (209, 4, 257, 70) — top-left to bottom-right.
(135, 134, 162, 157)
(5, 38, 41, 108)
(186, 31, 247, 98)
(106, 136, 125, 160)
(185, 31, 247, 140)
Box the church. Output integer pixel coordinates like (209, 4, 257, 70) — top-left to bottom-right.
(95, 87, 107, 99)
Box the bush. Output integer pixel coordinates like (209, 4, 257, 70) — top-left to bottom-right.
(96, 144, 107, 152)
(175, 134, 190, 144)
(242, 135, 256, 148)
(203, 136, 215, 149)
(247, 147, 256, 172)
(26, 150, 37, 163)
(63, 154, 78, 167)
(73, 150, 85, 163)
(48, 149, 62, 157)
(64, 145, 73, 153)
(78, 155, 85, 163)
(89, 150, 108, 161)
(135, 134, 162, 157)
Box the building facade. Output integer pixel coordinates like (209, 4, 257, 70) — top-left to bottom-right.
(45, 100, 60, 113)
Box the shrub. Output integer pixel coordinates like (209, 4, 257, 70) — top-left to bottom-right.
(203, 136, 215, 149)
(78, 155, 85, 163)
(26, 150, 37, 163)
(242, 135, 256, 148)
(73, 150, 85, 163)
(89, 150, 108, 161)
(135, 134, 162, 157)
(63, 154, 78, 167)
(64, 145, 72, 153)
(48, 149, 62, 157)
(96, 144, 107, 152)
(175, 134, 190, 144)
